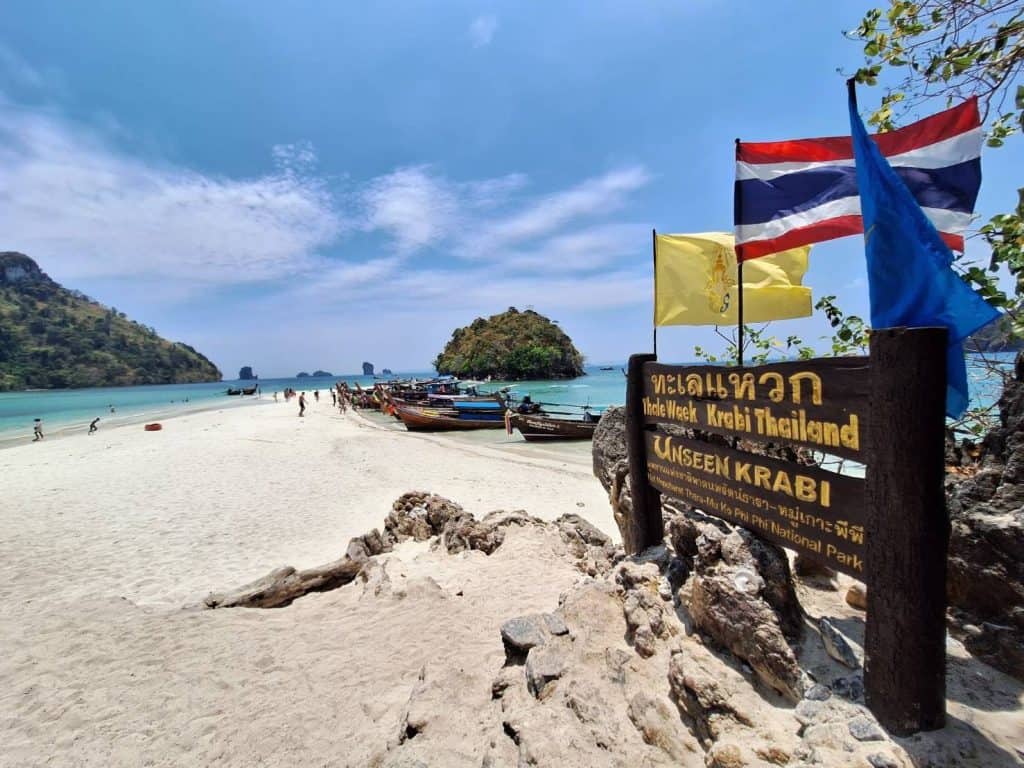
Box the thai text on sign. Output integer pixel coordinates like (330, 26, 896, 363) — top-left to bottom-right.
(641, 359, 869, 461)
(645, 430, 867, 579)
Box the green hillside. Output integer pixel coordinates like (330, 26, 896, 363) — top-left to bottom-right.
(0, 252, 222, 391)
(433, 307, 585, 380)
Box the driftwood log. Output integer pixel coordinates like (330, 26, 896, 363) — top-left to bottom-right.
(204, 557, 364, 609)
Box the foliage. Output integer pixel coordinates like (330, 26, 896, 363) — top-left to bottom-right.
(693, 297, 869, 366)
(0, 252, 221, 391)
(847, 0, 1024, 434)
(848, 0, 1024, 319)
(433, 307, 585, 380)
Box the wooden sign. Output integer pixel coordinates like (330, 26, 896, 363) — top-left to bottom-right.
(645, 430, 866, 578)
(641, 358, 869, 461)
(625, 329, 949, 736)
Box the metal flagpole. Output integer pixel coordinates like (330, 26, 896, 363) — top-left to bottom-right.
(652, 228, 658, 356)
(734, 139, 745, 367)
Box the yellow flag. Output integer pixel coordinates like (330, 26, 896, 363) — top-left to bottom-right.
(654, 232, 812, 326)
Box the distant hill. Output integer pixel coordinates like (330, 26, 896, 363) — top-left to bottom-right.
(966, 316, 1023, 352)
(0, 252, 222, 391)
(433, 307, 585, 380)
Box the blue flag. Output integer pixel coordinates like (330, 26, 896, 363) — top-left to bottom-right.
(848, 85, 1000, 418)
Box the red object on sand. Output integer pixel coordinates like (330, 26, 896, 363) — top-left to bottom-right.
(144, 423, 162, 431)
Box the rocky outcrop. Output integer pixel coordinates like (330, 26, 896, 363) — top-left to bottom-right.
(685, 523, 806, 702)
(595, 407, 807, 701)
(238, 366, 256, 380)
(947, 353, 1024, 680)
(362, 361, 374, 376)
(201, 487, 1021, 767)
(592, 406, 633, 543)
(205, 493, 617, 611)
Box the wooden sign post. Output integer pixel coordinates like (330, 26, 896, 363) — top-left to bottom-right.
(624, 328, 949, 735)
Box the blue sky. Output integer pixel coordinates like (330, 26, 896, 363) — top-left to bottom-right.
(0, 1, 1020, 377)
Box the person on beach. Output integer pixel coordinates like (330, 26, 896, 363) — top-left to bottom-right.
(314, 390, 320, 403)
(89, 418, 100, 435)
(331, 390, 337, 407)
(299, 392, 307, 417)
(32, 418, 43, 441)
(273, 391, 278, 402)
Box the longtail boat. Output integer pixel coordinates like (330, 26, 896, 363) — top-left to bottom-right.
(509, 412, 599, 441)
(395, 403, 506, 431)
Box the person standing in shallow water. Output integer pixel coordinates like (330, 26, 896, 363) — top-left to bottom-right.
(89, 418, 100, 435)
(32, 418, 43, 441)
(298, 392, 307, 417)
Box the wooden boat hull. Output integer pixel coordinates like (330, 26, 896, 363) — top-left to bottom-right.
(511, 413, 598, 441)
(396, 404, 506, 431)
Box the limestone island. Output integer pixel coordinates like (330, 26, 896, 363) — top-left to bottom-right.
(0, 252, 221, 390)
(434, 307, 585, 380)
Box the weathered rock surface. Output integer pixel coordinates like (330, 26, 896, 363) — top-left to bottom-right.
(946, 353, 1024, 680)
(593, 406, 634, 544)
(385, 491, 469, 542)
(686, 526, 805, 702)
(819, 617, 861, 669)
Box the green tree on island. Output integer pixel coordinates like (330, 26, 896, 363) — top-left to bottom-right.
(433, 307, 585, 380)
(0, 252, 221, 391)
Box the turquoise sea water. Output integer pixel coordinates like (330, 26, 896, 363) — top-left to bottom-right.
(0, 356, 1011, 445)
(0, 366, 632, 444)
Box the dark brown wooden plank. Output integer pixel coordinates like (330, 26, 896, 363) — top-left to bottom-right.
(645, 430, 867, 580)
(625, 353, 662, 554)
(641, 358, 869, 461)
(864, 328, 948, 734)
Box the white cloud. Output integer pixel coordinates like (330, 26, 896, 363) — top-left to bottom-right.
(0, 105, 344, 287)
(469, 15, 499, 48)
(0, 84, 653, 335)
(459, 165, 651, 258)
(361, 165, 460, 252)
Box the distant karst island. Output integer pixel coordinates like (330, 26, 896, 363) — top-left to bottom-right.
(238, 366, 257, 380)
(362, 362, 374, 376)
(0, 252, 221, 391)
(434, 307, 584, 380)
(297, 370, 333, 378)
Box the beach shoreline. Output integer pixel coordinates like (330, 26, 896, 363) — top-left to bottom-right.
(0, 394, 268, 450)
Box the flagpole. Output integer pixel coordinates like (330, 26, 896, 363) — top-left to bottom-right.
(735, 138, 745, 367)
(652, 228, 658, 356)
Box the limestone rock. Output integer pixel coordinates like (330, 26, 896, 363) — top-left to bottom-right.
(591, 405, 628, 494)
(685, 527, 805, 702)
(524, 642, 568, 697)
(346, 527, 390, 561)
(625, 692, 697, 763)
(845, 583, 868, 611)
(794, 553, 839, 590)
(591, 406, 634, 544)
(848, 714, 885, 742)
(440, 516, 504, 555)
(945, 354, 1024, 680)
(385, 492, 467, 543)
(500, 615, 549, 662)
(818, 618, 861, 669)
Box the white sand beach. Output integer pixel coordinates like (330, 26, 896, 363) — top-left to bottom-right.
(4, 397, 1023, 768)
(0, 398, 615, 766)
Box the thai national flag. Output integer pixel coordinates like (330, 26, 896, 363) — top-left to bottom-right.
(734, 99, 981, 262)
